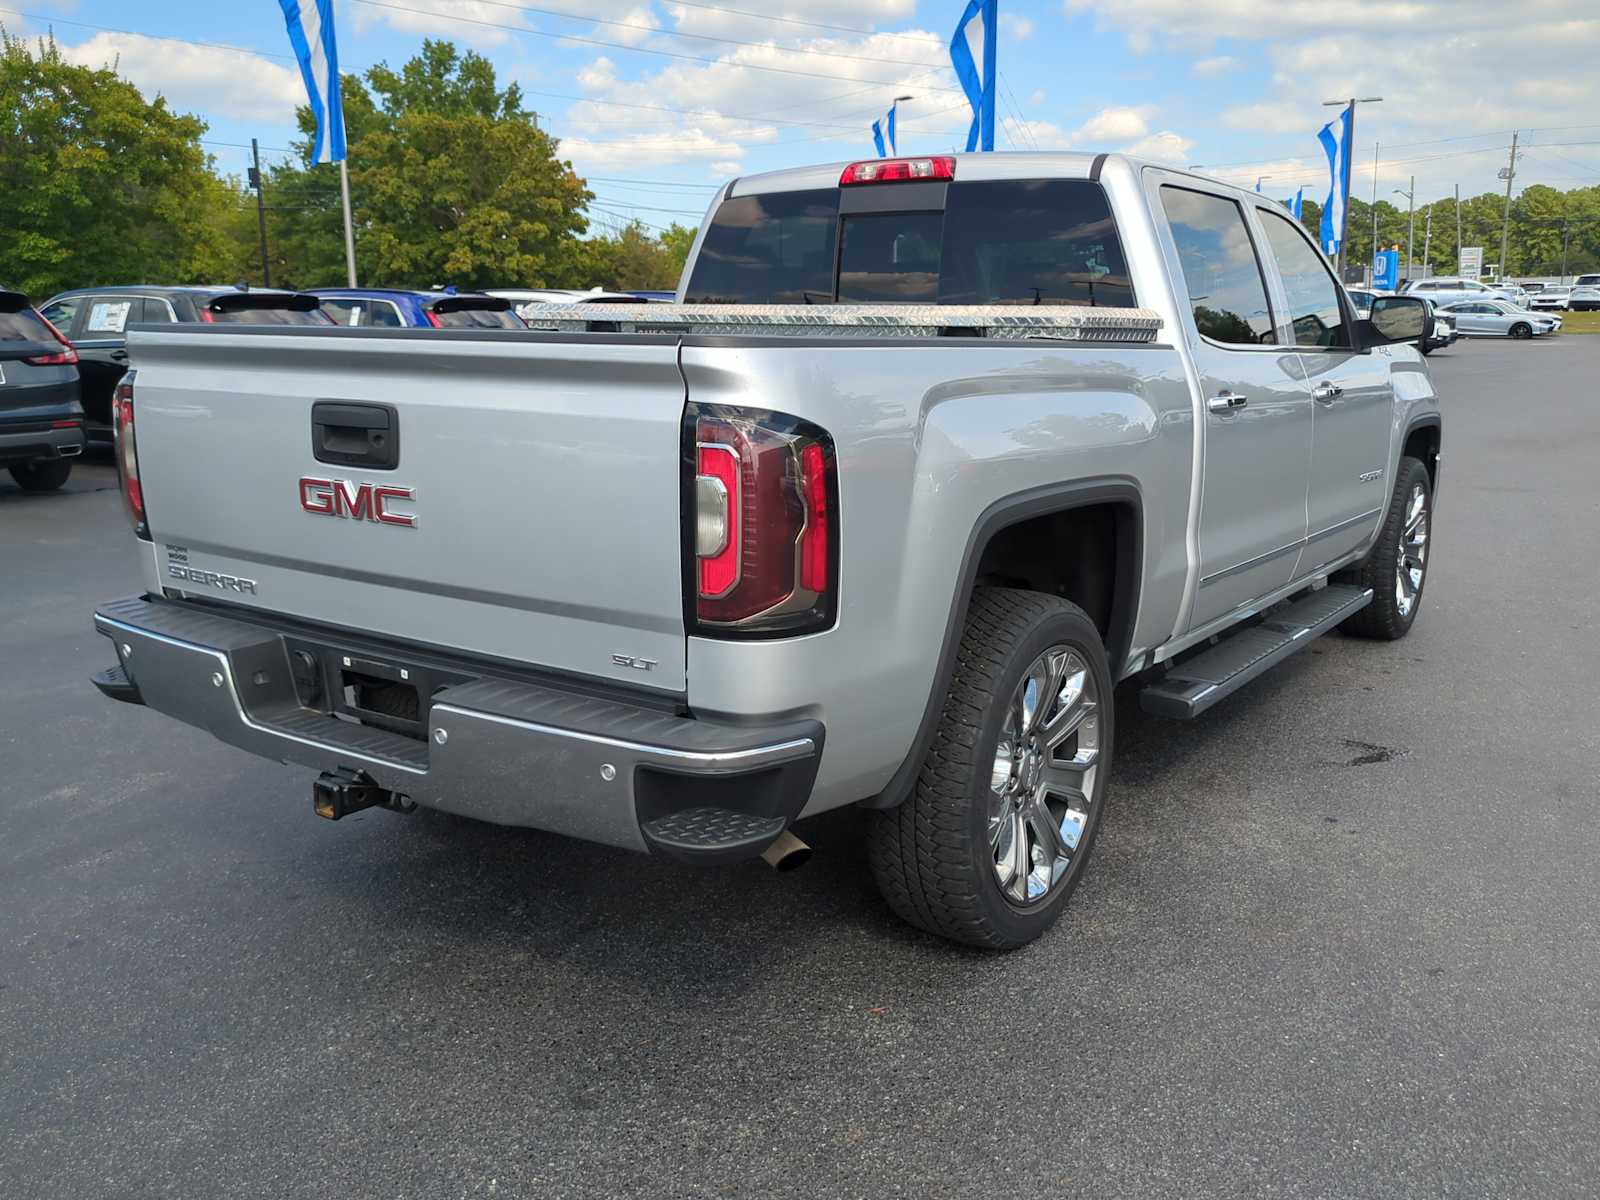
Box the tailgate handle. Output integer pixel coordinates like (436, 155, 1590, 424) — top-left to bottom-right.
(312, 401, 400, 470)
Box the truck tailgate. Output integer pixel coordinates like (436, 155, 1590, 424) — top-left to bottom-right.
(128, 328, 688, 691)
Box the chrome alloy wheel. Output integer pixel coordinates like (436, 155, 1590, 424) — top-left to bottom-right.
(987, 646, 1102, 905)
(1395, 482, 1429, 619)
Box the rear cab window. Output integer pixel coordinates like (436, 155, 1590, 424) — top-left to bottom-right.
(683, 178, 1136, 308)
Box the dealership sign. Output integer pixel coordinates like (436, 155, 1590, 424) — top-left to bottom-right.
(1460, 247, 1483, 280)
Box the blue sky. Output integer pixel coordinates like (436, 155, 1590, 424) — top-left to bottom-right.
(8, 0, 1599, 234)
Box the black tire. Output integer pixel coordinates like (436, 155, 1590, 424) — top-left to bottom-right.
(1510, 322, 1531, 339)
(1419, 343, 1433, 356)
(1335, 456, 1431, 640)
(867, 588, 1114, 950)
(8, 459, 72, 492)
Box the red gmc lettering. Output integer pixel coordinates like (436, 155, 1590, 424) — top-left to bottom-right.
(298, 477, 416, 528)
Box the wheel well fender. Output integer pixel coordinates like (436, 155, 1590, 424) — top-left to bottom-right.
(861, 477, 1142, 811)
(1402, 415, 1441, 498)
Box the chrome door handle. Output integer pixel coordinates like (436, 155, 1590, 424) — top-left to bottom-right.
(1207, 391, 1248, 413)
(1312, 381, 1343, 404)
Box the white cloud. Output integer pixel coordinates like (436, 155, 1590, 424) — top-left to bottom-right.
(1122, 131, 1195, 164)
(1028, 89, 1047, 106)
(1074, 105, 1156, 142)
(1191, 55, 1237, 76)
(1001, 14, 1036, 41)
(56, 33, 305, 122)
(1219, 102, 1312, 136)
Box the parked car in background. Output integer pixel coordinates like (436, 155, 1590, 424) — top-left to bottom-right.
(1530, 287, 1571, 311)
(1, 289, 85, 492)
(1569, 276, 1600, 311)
(311, 288, 526, 329)
(1519, 282, 1546, 295)
(485, 288, 638, 319)
(38, 286, 330, 444)
(1495, 284, 1531, 307)
(1402, 278, 1517, 307)
(1440, 299, 1559, 338)
(1345, 288, 1385, 318)
(1419, 299, 1457, 354)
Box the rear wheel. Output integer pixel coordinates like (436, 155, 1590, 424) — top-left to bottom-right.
(1336, 456, 1431, 640)
(867, 588, 1113, 949)
(9, 459, 72, 492)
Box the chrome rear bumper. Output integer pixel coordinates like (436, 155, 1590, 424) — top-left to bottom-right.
(93, 596, 822, 854)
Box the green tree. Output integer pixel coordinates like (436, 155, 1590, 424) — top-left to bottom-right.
(580, 221, 696, 290)
(0, 31, 237, 297)
(268, 40, 592, 289)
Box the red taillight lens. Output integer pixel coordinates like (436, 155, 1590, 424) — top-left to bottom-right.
(688, 406, 837, 637)
(114, 371, 150, 540)
(23, 313, 79, 365)
(839, 156, 955, 185)
(198, 308, 216, 323)
(424, 309, 444, 328)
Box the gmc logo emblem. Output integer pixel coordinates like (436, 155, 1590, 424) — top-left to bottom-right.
(299, 477, 417, 528)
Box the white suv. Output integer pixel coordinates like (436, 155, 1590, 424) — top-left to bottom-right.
(1403, 278, 1517, 306)
(1569, 274, 1600, 312)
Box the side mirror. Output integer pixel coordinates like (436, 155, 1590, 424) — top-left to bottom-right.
(1362, 295, 1432, 349)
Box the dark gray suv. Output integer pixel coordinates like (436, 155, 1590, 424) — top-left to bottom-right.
(1, 290, 85, 493)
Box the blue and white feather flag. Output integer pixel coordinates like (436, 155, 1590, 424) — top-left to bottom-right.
(278, 0, 346, 164)
(1318, 108, 1352, 256)
(950, 0, 997, 153)
(871, 102, 898, 158)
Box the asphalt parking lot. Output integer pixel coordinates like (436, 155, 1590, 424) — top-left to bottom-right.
(3, 335, 1598, 1199)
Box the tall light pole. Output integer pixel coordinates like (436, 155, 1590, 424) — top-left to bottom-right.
(1254, 174, 1272, 193)
(1498, 131, 1520, 282)
(1369, 141, 1380, 271)
(1322, 96, 1383, 278)
(1394, 178, 1416, 283)
(1422, 205, 1433, 277)
(1455, 183, 1462, 272)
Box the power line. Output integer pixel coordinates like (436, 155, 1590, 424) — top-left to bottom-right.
(349, 0, 963, 93)
(0, 6, 296, 60)
(465, 0, 946, 70)
(615, 0, 950, 47)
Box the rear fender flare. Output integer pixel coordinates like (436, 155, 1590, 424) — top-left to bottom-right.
(862, 477, 1143, 810)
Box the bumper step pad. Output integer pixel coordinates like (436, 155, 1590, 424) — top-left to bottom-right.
(640, 807, 787, 865)
(1141, 584, 1372, 719)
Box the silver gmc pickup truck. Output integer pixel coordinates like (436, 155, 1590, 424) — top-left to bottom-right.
(92, 152, 1441, 948)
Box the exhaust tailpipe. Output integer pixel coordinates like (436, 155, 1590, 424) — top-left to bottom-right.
(761, 830, 811, 872)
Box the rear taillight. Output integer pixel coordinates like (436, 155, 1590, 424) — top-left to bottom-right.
(23, 313, 79, 365)
(424, 309, 444, 328)
(686, 405, 837, 637)
(114, 371, 150, 540)
(839, 156, 955, 185)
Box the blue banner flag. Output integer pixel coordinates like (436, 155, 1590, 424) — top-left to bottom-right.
(279, 0, 346, 164)
(1291, 187, 1304, 220)
(1318, 107, 1351, 256)
(950, 0, 997, 152)
(871, 101, 898, 158)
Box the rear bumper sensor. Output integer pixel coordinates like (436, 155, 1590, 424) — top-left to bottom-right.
(90, 595, 822, 856)
(1141, 584, 1373, 719)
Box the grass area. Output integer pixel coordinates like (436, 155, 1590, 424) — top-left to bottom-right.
(1557, 310, 1600, 334)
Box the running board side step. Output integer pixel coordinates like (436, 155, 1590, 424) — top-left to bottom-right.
(1140, 584, 1373, 719)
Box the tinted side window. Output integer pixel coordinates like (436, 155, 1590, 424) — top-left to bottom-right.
(321, 299, 363, 326)
(1160, 187, 1275, 345)
(39, 297, 82, 333)
(684, 189, 839, 304)
(939, 179, 1135, 307)
(135, 298, 175, 324)
(83, 297, 136, 335)
(366, 301, 404, 328)
(1258, 210, 1349, 348)
(206, 307, 331, 325)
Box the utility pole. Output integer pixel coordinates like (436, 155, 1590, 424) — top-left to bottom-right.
(1422, 206, 1432, 277)
(249, 138, 271, 288)
(1455, 183, 1462, 271)
(1561, 223, 1573, 281)
(1498, 131, 1519, 282)
(1394, 177, 1416, 283)
(1321, 97, 1382, 277)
